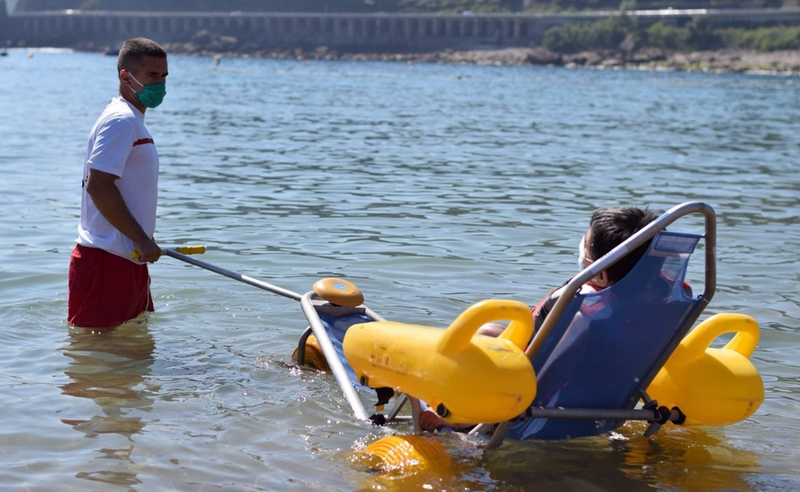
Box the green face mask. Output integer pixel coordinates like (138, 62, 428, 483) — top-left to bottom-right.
(128, 72, 166, 109)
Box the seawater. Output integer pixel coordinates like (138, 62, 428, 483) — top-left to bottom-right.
(1, 48, 799, 491)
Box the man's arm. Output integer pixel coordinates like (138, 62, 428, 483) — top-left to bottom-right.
(85, 168, 161, 263)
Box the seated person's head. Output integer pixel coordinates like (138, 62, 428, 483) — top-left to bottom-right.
(581, 207, 657, 288)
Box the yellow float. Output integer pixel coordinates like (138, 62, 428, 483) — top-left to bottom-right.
(647, 313, 764, 426)
(343, 299, 537, 425)
(291, 335, 330, 372)
(358, 435, 452, 475)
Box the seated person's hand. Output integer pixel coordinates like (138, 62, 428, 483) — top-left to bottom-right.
(419, 408, 447, 432)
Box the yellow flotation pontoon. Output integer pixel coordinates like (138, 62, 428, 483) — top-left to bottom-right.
(647, 313, 764, 426)
(344, 299, 537, 425)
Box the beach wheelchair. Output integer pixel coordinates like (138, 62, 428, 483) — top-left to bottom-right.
(292, 201, 763, 460)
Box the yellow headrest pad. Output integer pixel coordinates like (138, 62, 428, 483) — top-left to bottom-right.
(313, 277, 364, 307)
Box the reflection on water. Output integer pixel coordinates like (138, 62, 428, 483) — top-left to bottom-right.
(620, 426, 760, 492)
(479, 424, 762, 492)
(344, 424, 763, 492)
(60, 319, 157, 488)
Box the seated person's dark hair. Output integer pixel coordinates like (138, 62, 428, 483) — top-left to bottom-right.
(588, 207, 657, 284)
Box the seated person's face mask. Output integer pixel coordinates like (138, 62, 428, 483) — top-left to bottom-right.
(578, 235, 587, 271)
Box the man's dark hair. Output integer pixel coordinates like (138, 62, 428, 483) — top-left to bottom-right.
(588, 206, 657, 284)
(117, 38, 167, 72)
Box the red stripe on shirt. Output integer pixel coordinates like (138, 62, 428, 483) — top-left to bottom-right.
(133, 138, 154, 147)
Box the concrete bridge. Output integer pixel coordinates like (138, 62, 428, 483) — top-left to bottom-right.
(2, 8, 800, 52)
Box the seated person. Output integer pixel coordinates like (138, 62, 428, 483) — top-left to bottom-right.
(420, 206, 657, 432)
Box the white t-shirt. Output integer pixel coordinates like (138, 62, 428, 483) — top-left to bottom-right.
(77, 97, 159, 261)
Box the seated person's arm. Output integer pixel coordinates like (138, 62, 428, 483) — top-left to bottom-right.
(478, 287, 558, 340)
(476, 322, 506, 338)
(419, 408, 476, 432)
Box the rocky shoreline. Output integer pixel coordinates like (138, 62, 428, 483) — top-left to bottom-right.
(78, 33, 800, 75)
(330, 47, 800, 75)
(182, 46, 800, 76)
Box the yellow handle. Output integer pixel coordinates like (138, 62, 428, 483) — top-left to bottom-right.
(131, 245, 206, 260)
(436, 299, 533, 355)
(174, 245, 206, 256)
(672, 313, 760, 364)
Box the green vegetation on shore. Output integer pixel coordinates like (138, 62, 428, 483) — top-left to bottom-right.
(543, 15, 800, 52)
(16, 0, 524, 13)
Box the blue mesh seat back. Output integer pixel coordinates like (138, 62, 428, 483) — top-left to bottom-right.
(509, 232, 702, 440)
(317, 311, 374, 391)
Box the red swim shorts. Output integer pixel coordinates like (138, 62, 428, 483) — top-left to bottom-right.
(68, 244, 154, 328)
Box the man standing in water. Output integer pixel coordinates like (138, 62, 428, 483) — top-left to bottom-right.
(68, 37, 168, 328)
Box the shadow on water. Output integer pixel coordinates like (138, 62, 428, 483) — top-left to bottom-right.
(59, 318, 157, 489)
